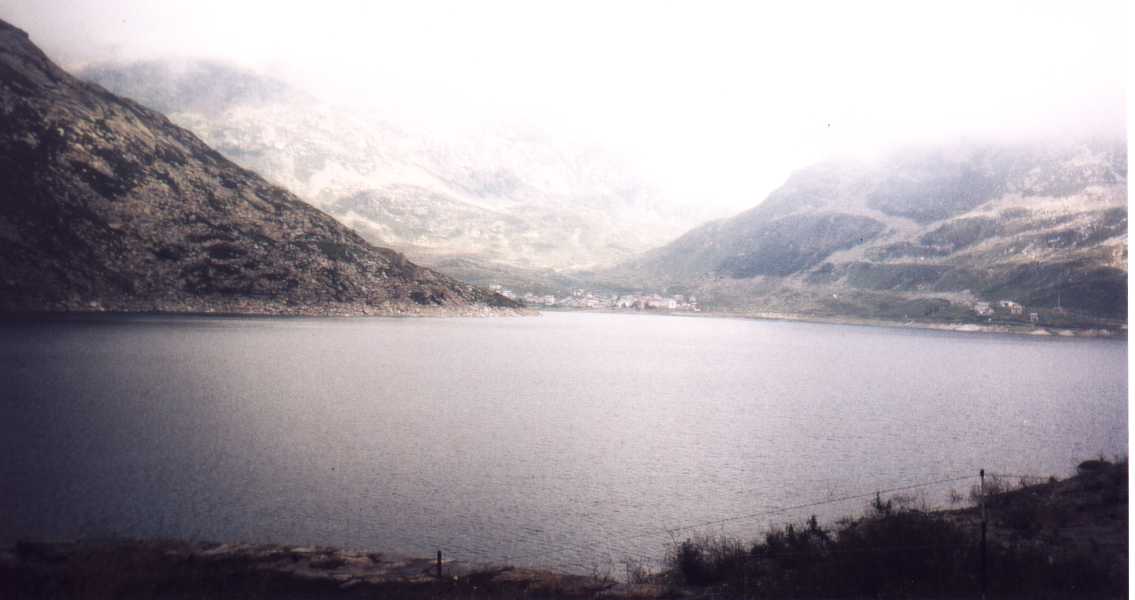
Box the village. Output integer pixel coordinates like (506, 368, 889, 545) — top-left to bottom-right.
(970, 296, 1078, 325)
(489, 286, 701, 312)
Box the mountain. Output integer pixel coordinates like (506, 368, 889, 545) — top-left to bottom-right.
(0, 20, 518, 315)
(599, 141, 1127, 324)
(78, 60, 716, 280)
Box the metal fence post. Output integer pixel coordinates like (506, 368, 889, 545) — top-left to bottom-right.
(980, 469, 987, 600)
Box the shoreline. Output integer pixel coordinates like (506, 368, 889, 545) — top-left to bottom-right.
(734, 310, 1126, 339)
(0, 304, 1122, 339)
(0, 303, 538, 320)
(0, 539, 635, 599)
(536, 306, 1127, 339)
(3, 460, 1124, 599)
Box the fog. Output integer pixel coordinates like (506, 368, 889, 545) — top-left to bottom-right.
(2, 0, 1126, 212)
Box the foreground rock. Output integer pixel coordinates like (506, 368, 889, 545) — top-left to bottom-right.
(0, 540, 648, 600)
(0, 20, 521, 316)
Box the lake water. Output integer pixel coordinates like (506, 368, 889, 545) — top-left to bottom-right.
(0, 312, 1126, 573)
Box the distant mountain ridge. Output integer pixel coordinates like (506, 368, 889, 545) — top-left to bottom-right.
(78, 59, 716, 276)
(599, 141, 1127, 323)
(0, 20, 518, 315)
(65, 55, 1128, 326)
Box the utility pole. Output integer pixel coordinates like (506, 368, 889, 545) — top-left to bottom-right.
(979, 469, 987, 600)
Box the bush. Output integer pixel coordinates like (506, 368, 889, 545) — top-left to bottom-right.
(667, 535, 748, 586)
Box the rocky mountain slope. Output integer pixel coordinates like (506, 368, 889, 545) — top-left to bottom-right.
(0, 20, 518, 315)
(78, 60, 715, 278)
(599, 141, 1127, 324)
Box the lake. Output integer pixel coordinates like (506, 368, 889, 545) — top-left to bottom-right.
(0, 312, 1126, 573)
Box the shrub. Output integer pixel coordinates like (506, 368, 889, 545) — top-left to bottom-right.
(665, 490, 1124, 598)
(667, 535, 748, 586)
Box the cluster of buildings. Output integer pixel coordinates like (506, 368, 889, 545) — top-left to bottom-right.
(490, 286, 700, 312)
(973, 299, 1041, 323)
(612, 293, 699, 311)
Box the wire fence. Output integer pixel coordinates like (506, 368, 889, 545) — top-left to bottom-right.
(446, 471, 997, 573)
(420, 462, 1116, 584)
(985, 472, 1057, 480)
(401, 460, 1124, 600)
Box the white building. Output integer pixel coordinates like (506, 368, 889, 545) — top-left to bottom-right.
(999, 300, 1023, 315)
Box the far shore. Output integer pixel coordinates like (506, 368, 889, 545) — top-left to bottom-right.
(0, 304, 1123, 339)
(536, 306, 1128, 339)
(0, 303, 538, 320)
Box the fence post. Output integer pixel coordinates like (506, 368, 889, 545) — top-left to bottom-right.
(979, 469, 987, 600)
(437, 550, 443, 579)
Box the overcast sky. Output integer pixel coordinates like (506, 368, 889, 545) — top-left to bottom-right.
(1, 0, 1127, 212)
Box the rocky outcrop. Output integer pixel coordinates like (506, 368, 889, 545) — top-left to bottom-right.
(0, 20, 520, 315)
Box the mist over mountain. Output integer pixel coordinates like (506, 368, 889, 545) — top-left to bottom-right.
(78, 59, 715, 279)
(0, 21, 517, 314)
(11, 30, 1126, 325)
(597, 140, 1127, 323)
